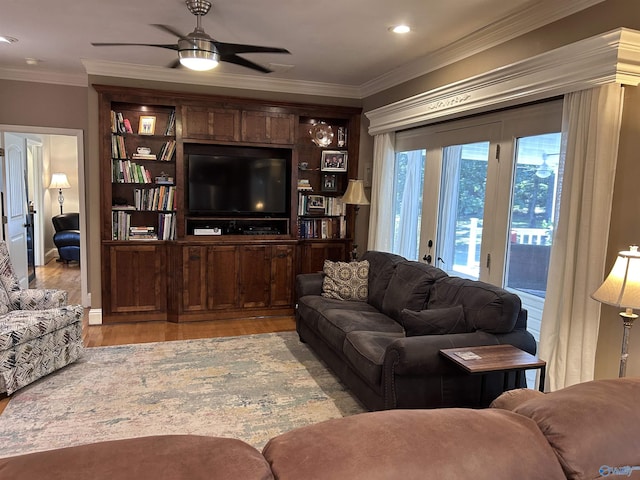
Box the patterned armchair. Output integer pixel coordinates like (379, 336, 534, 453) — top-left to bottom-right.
(0, 242, 83, 395)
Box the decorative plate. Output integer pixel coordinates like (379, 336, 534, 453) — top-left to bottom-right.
(309, 122, 334, 147)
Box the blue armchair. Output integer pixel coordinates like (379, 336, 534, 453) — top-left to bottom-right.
(52, 213, 80, 264)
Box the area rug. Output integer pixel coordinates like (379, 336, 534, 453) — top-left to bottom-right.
(0, 332, 364, 457)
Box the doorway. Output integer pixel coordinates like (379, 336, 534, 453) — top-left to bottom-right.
(0, 125, 88, 307)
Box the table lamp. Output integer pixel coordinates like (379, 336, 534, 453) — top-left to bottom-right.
(341, 179, 369, 261)
(49, 173, 71, 215)
(591, 245, 640, 377)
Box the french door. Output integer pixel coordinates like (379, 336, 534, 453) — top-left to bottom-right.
(394, 101, 563, 341)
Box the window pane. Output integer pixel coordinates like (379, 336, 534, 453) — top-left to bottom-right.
(437, 142, 489, 280)
(505, 133, 562, 298)
(392, 150, 425, 260)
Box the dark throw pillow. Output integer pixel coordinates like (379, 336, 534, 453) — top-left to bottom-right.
(400, 305, 471, 336)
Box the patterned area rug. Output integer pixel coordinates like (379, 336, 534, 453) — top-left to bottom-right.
(0, 332, 364, 457)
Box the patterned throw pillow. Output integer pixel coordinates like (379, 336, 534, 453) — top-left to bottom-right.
(321, 260, 369, 302)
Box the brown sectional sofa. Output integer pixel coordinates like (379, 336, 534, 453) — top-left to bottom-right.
(2, 378, 639, 479)
(296, 250, 537, 410)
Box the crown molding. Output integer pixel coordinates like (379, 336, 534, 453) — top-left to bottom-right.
(366, 28, 640, 135)
(81, 59, 361, 99)
(0, 66, 87, 87)
(359, 0, 606, 97)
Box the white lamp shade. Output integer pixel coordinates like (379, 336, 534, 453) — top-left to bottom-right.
(49, 173, 71, 189)
(341, 179, 370, 206)
(592, 246, 640, 309)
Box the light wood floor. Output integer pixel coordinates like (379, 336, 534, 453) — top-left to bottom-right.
(0, 259, 296, 414)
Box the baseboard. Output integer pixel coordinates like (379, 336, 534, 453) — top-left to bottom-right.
(88, 308, 102, 325)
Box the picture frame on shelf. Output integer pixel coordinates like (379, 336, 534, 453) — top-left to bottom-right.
(138, 116, 157, 135)
(321, 150, 348, 172)
(322, 173, 337, 192)
(307, 195, 326, 211)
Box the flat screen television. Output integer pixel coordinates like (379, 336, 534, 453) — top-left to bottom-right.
(187, 146, 290, 216)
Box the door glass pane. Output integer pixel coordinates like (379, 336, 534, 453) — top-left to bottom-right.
(505, 133, 561, 298)
(437, 142, 489, 280)
(391, 150, 425, 260)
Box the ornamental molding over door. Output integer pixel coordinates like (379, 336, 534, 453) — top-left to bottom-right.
(366, 28, 640, 135)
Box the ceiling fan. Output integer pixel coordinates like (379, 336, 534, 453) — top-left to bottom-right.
(92, 0, 290, 73)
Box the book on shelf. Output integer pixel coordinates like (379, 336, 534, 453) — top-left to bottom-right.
(133, 185, 175, 211)
(158, 213, 176, 240)
(111, 134, 127, 159)
(298, 193, 344, 216)
(297, 179, 312, 191)
(164, 111, 176, 136)
(158, 140, 176, 161)
(298, 217, 343, 239)
(112, 210, 131, 240)
(112, 160, 153, 184)
(131, 153, 157, 160)
(129, 225, 158, 241)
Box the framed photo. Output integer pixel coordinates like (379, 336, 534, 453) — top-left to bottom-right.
(138, 116, 157, 135)
(321, 150, 348, 172)
(322, 173, 337, 192)
(307, 195, 326, 210)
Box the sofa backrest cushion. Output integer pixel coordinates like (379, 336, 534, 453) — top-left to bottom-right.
(510, 378, 640, 480)
(427, 276, 521, 333)
(361, 251, 406, 311)
(400, 305, 472, 336)
(381, 261, 448, 322)
(263, 408, 566, 480)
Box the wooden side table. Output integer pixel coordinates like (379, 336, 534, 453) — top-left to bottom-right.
(440, 344, 546, 406)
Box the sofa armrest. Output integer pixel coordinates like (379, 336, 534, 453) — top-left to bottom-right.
(295, 273, 324, 299)
(10, 288, 69, 310)
(384, 331, 502, 376)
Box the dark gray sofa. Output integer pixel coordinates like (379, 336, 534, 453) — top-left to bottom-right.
(295, 250, 537, 411)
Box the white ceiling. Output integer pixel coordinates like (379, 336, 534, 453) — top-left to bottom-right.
(0, 0, 603, 96)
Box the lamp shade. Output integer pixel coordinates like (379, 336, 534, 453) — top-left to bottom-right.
(49, 173, 71, 190)
(341, 179, 370, 206)
(592, 246, 640, 309)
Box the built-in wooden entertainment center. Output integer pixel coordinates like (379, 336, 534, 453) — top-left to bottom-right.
(96, 85, 361, 323)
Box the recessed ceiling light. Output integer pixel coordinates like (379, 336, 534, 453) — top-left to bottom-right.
(25, 58, 41, 66)
(0, 36, 18, 44)
(389, 25, 411, 34)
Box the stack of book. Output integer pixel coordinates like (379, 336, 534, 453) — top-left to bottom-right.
(297, 179, 312, 191)
(112, 160, 153, 183)
(131, 152, 157, 160)
(129, 226, 157, 241)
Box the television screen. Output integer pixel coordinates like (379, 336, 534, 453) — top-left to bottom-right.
(188, 149, 289, 216)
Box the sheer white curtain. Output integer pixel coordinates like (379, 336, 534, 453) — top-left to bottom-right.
(539, 84, 624, 391)
(367, 132, 395, 252)
(437, 145, 462, 268)
(394, 150, 423, 260)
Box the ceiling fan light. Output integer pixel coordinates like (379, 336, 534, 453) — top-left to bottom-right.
(179, 49, 220, 71)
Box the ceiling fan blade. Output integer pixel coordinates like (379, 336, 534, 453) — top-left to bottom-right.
(167, 58, 182, 69)
(220, 54, 272, 73)
(151, 24, 188, 40)
(216, 42, 290, 56)
(92, 42, 178, 51)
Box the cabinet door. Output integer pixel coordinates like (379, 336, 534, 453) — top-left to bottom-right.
(106, 244, 167, 315)
(270, 245, 295, 307)
(208, 245, 240, 310)
(299, 241, 347, 274)
(241, 111, 295, 144)
(239, 245, 271, 308)
(181, 245, 209, 312)
(182, 105, 241, 141)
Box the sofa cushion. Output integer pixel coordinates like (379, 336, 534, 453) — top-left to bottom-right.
(428, 277, 521, 333)
(321, 260, 369, 302)
(263, 409, 566, 480)
(297, 295, 379, 332)
(361, 251, 406, 311)
(343, 331, 404, 389)
(381, 261, 448, 322)
(316, 309, 404, 352)
(400, 305, 472, 336)
(509, 378, 640, 480)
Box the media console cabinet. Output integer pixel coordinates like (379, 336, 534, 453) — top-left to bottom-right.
(96, 85, 361, 323)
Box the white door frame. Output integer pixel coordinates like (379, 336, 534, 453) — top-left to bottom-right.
(0, 124, 88, 307)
